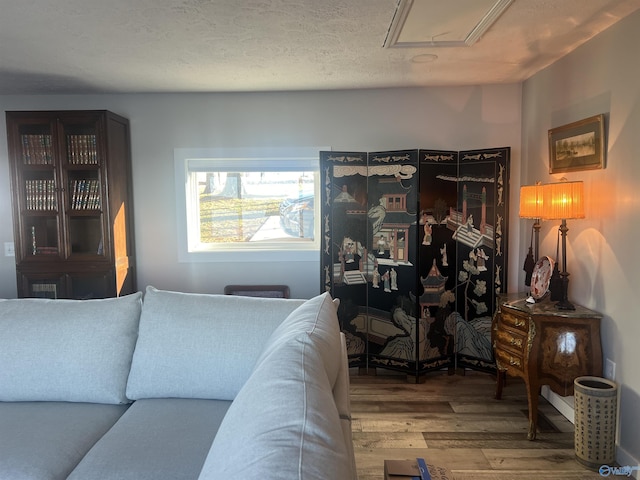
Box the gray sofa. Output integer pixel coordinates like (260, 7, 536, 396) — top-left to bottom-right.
(0, 287, 357, 480)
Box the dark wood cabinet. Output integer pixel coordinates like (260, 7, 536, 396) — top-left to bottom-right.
(6, 110, 136, 299)
(493, 296, 603, 440)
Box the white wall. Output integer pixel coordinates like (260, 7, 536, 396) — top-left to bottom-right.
(0, 85, 522, 299)
(0, 8, 636, 467)
(521, 9, 640, 468)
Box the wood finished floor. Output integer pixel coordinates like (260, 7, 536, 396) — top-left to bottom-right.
(350, 370, 604, 480)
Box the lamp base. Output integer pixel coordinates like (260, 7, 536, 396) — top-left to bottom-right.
(556, 274, 575, 310)
(555, 298, 576, 310)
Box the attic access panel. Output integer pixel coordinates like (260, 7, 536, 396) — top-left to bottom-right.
(384, 0, 514, 48)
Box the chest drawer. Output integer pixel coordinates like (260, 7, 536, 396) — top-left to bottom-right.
(495, 347, 524, 373)
(494, 327, 527, 355)
(499, 309, 529, 333)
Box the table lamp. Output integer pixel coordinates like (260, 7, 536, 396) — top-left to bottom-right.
(519, 183, 544, 286)
(541, 180, 585, 310)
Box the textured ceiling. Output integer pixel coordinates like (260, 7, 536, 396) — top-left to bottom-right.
(0, 0, 639, 94)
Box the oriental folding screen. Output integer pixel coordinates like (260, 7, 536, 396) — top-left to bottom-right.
(320, 147, 509, 379)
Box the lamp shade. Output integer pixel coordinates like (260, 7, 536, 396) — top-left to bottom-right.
(519, 184, 544, 219)
(541, 181, 585, 220)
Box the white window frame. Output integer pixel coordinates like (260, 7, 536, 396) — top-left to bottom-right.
(175, 147, 325, 263)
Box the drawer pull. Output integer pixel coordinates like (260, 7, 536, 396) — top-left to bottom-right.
(509, 356, 521, 367)
(510, 337, 523, 347)
(514, 319, 525, 327)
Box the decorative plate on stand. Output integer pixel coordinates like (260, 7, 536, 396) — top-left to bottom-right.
(530, 256, 554, 300)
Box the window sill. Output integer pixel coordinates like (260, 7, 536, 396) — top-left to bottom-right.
(178, 248, 320, 263)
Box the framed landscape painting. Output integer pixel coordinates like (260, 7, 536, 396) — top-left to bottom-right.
(549, 114, 606, 174)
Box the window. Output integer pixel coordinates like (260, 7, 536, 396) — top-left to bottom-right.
(175, 147, 324, 262)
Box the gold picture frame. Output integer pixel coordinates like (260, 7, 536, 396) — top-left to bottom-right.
(549, 114, 606, 174)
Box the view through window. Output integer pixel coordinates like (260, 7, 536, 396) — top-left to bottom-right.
(194, 170, 315, 243)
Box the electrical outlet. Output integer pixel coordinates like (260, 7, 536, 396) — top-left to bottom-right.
(605, 358, 616, 381)
(4, 242, 14, 257)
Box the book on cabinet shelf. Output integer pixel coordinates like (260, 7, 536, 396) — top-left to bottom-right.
(25, 179, 57, 210)
(70, 179, 101, 210)
(67, 134, 98, 165)
(21, 134, 53, 165)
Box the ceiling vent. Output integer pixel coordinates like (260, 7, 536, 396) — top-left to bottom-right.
(384, 0, 514, 48)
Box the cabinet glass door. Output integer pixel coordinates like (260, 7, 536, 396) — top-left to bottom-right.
(59, 117, 106, 259)
(16, 120, 62, 261)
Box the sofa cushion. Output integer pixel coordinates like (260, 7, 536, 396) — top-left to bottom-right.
(68, 398, 231, 480)
(0, 401, 128, 480)
(255, 292, 343, 387)
(198, 333, 353, 480)
(198, 293, 353, 480)
(0, 292, 142, 404)
(126, 286, 305, 400)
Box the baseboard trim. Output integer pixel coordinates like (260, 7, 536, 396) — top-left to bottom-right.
(541, 386, 575, 424)
(615, 447, 640, 479)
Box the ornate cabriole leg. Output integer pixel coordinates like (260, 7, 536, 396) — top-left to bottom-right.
(526, 380, 539, 440)
(495, 369, 506, 400)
